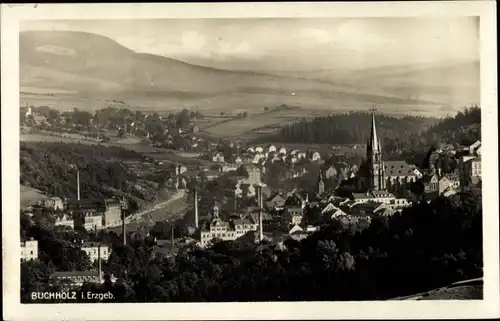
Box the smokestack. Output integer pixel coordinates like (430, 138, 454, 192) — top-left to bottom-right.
(122, 209, 126, 246)
(76, 170, 81, 201)
(194, 188, 199, 228)
(97, 245, 102, 283)
(258, 185, 263, 242)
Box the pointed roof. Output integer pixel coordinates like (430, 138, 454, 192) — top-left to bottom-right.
(368, 112, 380, 152)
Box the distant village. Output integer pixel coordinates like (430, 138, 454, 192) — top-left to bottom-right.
(20, 106, 482, 288)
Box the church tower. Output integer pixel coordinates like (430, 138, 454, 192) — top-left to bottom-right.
(317, 170, 325, 195)
(366, 112, 386, 191)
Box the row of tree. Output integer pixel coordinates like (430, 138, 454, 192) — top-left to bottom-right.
(258, 107, 481, 156)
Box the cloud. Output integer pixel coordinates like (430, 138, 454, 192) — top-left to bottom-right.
(300, 21, 396, 52)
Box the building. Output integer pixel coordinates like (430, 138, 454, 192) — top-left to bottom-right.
(212, 152, 225, 163)
(81, 242, 110, 262)
(80, 212, 103, 231)
(50, 271, 105, 287)
(242, 164, 262, 185)
(103, 198, 123, 228)
(384, 160, 418, 194)
(459, 156, 482, 187)
(424, 174, 439, 192)
(43, 197, 64, 211)
(317, 171, 325, 195)
(54, 214, 74, 229)
(366, 113, 386, 190)
(282, 207, 303, 225)
(324, 165, 338, 179)
(221, 163, 239, 173)
(266, 193, 287, 210)
(268, 145, 277, 153)
(310, 151, 321, 162)
(198, 203, 258, 247)
(352, 190, 396, 205)
(21, 238, 38, 261)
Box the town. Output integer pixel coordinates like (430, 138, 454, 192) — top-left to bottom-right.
(20, 105, 483, 302)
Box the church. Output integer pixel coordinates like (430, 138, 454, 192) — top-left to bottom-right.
(356, 112, 418, 196)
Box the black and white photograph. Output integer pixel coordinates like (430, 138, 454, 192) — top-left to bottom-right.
(2, 2, 498, 320)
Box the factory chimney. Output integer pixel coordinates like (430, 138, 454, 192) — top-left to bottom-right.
(257, 185, 263, 242)
(194, 188, 199, 228)
(97, 244, 102, 283)
(121, 210, 126, 246)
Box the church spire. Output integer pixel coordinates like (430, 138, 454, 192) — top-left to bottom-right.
(368, 111, 380, 153)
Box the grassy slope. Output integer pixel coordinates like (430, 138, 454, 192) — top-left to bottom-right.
(20, 30, 446, 114)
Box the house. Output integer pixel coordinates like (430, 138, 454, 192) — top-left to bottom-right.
(439, 175, 460, 194)
(43, 197, 64, 211)
(265, 193, 287, 210)
(469, 140, 481, 155)
(268, 145, 277, 153)
(278, 147, 287, 155)
(54, 214, 74, 229)
(282, 207, 303, 225)
(320, 202, 346, 217)
(241, 164, 262, 185)
(221, 163, 239, 173)
(288, 226, 308, 241)
(297, 152, 307, 160)
(373, 203, 397, 216)
(198, 207, 258, 247)
(306, 225, 319, 233)
(438, 176, 452, 194)
(349, 202, 381, 216)
(288, 224, 303, 235)
(103, 198, 123, 228)
(384, 160, 419, 194)
(290, 149, 300, 156)
(310, 151, 321, 162)
(50, 270, 106, 287)
(246, 147, 255, 153)
(459, 156, 482, 187)
(21, 238, 38, 261)
(424, 174, 439, 192)
(324, 166, 338, 179)
(255, 146, 264, 153)
(81, 242, 110, 262)
(212, 152, 225, 163)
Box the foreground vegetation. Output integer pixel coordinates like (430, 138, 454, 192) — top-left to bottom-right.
(21, 188, 482, 302)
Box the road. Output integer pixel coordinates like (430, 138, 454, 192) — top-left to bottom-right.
(125, 189, 187, 223)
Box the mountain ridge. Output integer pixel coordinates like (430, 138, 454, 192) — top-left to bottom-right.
(20, 30, 478, 114)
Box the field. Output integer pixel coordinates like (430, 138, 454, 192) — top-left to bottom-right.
(20, 184, 46, 208)
(20, 132, 210, 168)
(199, 107, 319, 140)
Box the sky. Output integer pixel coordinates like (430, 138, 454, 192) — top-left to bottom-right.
(21, 17, 479, 71)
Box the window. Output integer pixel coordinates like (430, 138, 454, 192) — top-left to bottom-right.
(30, 251, 33, 255)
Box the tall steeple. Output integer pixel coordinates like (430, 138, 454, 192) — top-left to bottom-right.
(366, 110, 385, 191)
(368, 112, 380, 153)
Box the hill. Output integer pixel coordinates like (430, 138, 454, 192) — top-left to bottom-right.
(19, 142, 174, 211)
(260, 107, 480, 156)
(258, 60, 480, 114)
(20, 30, 445, 114)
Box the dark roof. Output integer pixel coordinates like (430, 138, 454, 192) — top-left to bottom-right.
(81, 242, 107, 248)
(384, 160, 416, 177)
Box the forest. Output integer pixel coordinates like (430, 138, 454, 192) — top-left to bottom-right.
(21, 188, 482, 302)
(20, 142, 165, 211)
(260, 107, 481, 156)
